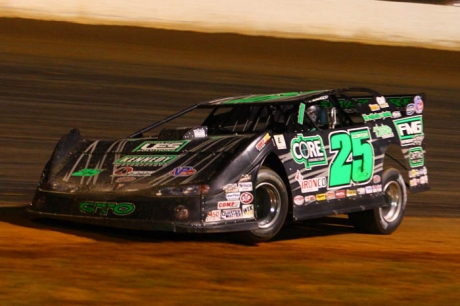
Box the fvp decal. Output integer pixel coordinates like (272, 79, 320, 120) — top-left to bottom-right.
(170, 166, 196, 177)
(291, 134, 327, 170)
(79, 201, 135, 216)
(328, 127, 374, 188)
(133, 140, 189, 152)
(394, 116, 424, 146)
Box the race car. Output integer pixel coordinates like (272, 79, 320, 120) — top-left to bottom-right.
(29, 87, 430, 242)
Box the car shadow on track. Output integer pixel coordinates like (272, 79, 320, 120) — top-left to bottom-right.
(0, 205, 357, 245)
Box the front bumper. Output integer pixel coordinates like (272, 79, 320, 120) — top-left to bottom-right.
(29, 189, 259, 233)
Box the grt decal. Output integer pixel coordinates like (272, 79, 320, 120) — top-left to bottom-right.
(328, 127, 374, 188)
(79, 201, 135, 216)
(394, 116, 424, 146)
(291, 134, 327, 170)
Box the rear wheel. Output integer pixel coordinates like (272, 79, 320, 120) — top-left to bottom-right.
(348, 167, 407, 234)
(235, 167, 288, 243)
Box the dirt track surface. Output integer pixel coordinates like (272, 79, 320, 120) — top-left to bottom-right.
(0, 18, 460, 304)
(1, 206, 460, 305)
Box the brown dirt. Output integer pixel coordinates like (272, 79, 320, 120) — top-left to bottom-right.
(0, 207, 459, 305)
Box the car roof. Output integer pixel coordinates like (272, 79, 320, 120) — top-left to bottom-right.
(203, 89, 331, 106)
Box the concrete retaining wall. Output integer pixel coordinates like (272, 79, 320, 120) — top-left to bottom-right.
(1, 0, 459, 50)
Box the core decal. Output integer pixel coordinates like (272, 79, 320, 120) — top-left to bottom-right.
(290, 134, 327, 170)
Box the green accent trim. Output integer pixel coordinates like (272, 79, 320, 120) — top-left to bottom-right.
(221, 91, 318, 105)
(298, 103, 306, 124)
(71, 169, 104, 177)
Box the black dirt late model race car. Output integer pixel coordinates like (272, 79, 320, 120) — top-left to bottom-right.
(29, 87, 430, 242)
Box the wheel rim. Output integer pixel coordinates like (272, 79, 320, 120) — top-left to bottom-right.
(255, 182, 281, 229)
(381, 180, 402, 223)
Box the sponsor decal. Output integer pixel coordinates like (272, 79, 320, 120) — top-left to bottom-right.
(79, 201, 135, 216)
(239, 174, 251, 182)
(115, 177, 137, 183)
(414, 95, 424, 114)
(205, 210, 221, 222)
(274, 135, 287, 150)
(406, 103, 416, 116)
(133, 140, 189, 153)
(335, 190, 346, 199)
(114, 166, 133, 176)
(170, 166, 196, 177)
(291, 134, 327, 170)
(410, 179, 418, 187)
(193, 128, 207, 138)
(373, 175, 381, 184)
(392, 111, 402, 118)
(372, 185, 382, 193)
(369, 104, 380, 111)
(294, 195, 305, 205)
(362, 111, 391, 122)
(376, 96, 389, 108)
(295, 170, 326, 193)
(365, 186, 373, 194)
(238, 182, 253, 192)
(394, 116, 424, 146)
(115, 155, 177, 166)
(357, 187, 366, 195)
(256, 133, 271, 151)
(221, 209, 243, 220)
(373, 124, 394, 139)
(72, 169, 104, 177)
(305, 195, 317, 204)
(242, 204, 255, 218)
(346, 189, 357, 197)
(326, 191, 336, 200)
(409, 167, 427, 178)
(223, 183, 239, 193)
(217, 201, 240, 209)
(408, 147, 424, 168)
(226, 192, 241, 201)
(316, 193, 326, 201)
(113, 167, 155, 177)
(240, 192, 254, 204)
(420, 175, 428, 185)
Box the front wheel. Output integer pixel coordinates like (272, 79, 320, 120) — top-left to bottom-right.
(348, 167, 407, 234)
(235, 167, 288, 243)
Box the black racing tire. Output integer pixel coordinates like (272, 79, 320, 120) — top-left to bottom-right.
(235, 167, 288, 243)
(348, 167, 407, 234)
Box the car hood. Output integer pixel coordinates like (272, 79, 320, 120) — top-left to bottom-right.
(45, 134, 256, 193)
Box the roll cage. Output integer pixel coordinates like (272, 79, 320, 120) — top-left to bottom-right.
(127, 87, 385, 138)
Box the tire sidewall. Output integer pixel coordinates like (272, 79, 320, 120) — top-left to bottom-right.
(374, 167, 407, 234)
(249, 167, 288, 241)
